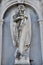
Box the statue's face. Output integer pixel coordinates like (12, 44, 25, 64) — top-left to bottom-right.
(18, 5, 25, 11)
(18, 5, 25, 14)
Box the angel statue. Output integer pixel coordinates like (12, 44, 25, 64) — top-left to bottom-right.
(10, 5, 31, 64)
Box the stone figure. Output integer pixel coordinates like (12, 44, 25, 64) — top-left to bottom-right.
(10, 5, 31, 64)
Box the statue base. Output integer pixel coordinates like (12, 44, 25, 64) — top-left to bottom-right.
(14, 57, 30, 65)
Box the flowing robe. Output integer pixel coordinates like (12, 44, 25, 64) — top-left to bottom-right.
(10, 13, 31, 54)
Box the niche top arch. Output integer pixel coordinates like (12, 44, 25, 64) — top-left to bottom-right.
(1, 1, 42, 20)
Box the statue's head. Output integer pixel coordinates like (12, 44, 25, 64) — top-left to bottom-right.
(18, 5, 25, 15)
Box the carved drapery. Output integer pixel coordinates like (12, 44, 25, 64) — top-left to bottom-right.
(10, 4, 31, 64)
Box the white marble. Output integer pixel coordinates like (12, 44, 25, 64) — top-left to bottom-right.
(10, 5, 31, 64)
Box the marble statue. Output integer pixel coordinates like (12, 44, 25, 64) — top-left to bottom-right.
(10, 5, 31, 64)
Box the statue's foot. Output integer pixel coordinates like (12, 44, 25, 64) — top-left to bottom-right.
(15, 55, 30, 64)
(15, 57, 30, 64)
(14, 50, 30, 64)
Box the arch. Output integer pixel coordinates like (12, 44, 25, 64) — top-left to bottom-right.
(1, 1, 41, 19)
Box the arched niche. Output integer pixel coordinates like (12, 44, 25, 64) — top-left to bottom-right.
(2, 3, 42, 65)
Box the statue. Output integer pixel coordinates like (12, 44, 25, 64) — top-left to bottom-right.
(10, 5, 31, 64)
